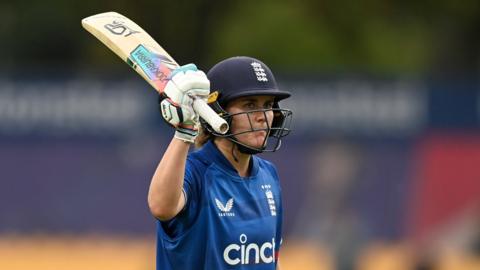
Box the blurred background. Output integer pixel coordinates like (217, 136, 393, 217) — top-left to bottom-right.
(1, 0, 480, 269)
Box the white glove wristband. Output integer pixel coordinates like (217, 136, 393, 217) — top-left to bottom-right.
(174, 129, 197, 144)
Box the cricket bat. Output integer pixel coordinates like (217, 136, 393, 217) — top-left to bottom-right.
(81, 11, 228, 134)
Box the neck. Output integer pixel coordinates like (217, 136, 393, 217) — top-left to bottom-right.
(214, 138, 251, 177)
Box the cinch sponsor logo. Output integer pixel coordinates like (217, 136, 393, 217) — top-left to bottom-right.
(223, 234, 276, 266)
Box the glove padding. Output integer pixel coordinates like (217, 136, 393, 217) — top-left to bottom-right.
(159, 64, 210, 143)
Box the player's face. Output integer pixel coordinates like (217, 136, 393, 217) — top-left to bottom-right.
(225, 96, 275, 149)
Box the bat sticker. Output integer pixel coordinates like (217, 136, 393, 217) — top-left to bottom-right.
(130, 44, 172, 83)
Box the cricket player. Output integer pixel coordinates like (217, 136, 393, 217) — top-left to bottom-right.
(148, 56, 292, 269)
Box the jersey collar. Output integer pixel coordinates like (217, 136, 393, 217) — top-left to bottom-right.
(201, 140, 259, 179)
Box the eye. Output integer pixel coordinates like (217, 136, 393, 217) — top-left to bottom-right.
(244, 102, 256, 110)
(264, 101, 274, 109)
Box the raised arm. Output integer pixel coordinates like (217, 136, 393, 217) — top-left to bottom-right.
(147, 64, 210, 220)
(148, 138, 190, 220)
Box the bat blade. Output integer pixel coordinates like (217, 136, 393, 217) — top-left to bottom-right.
(82, 11, 178, 92)
(81, 12, 229, 134)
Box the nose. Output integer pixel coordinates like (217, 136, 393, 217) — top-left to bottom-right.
(251, 110, 275, 129)
(252, 110, 267, 124)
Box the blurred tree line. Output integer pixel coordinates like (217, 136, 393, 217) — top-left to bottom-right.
(0, 0, 479, 77)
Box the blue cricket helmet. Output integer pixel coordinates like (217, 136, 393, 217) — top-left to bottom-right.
(207, 56, 291, 107)
(201, 56, 293, 154)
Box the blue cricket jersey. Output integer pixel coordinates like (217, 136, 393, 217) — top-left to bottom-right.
(155, 140, 283, 270)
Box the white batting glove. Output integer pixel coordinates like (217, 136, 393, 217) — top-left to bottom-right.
(159, 64, 210, 143)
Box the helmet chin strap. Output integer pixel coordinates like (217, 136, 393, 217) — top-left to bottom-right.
(236, 142, 263, 155)
(227, 135, 264, 155)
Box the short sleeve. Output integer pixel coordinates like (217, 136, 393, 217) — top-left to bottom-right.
(159, 157, 203, 239)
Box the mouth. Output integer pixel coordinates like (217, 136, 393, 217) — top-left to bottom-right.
(254, 130, 268, 137)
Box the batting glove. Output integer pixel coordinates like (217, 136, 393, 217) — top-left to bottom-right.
(159, 64, 210, 143)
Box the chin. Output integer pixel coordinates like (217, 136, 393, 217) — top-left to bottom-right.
(240, 135, 267, 149)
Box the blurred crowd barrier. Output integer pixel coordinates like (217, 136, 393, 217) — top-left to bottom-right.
(1, 77, 479, 269)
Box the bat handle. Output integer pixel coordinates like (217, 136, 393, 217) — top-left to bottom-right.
(192, 98, 229, 134)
